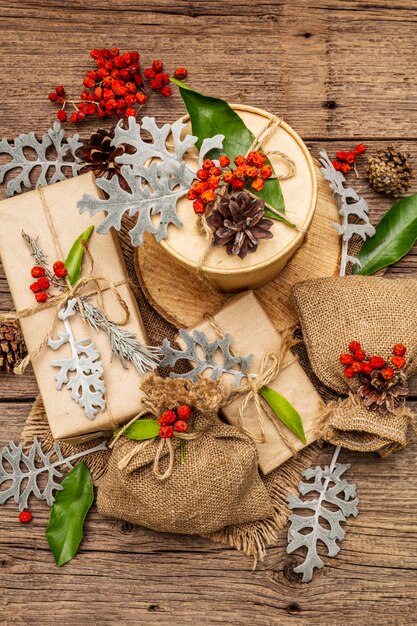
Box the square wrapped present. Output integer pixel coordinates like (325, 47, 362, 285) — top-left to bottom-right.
(176, 291, 324, 473)
(0, 173, 150, 443)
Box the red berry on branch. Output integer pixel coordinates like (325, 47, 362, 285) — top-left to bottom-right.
(381, 367, 394, 380)
(331, 160, 342, 171)
(70, 113, 78, 123)
(341, 163, 351, 174)
(161, 86, 172, 97)
(152, 59, 163, 72)
(159, 425, 174, 438)
(391, 356, 406, 369)
(174, 67, 187, 80)
(336, 150, 348, 161)
(177, 405, 191, 420)
(48, 92, 58, 102)
(345, 151, 356, 165)
(31, 266, 45, 278)
(35, 292, 48, 303)
(53, 261, 67, 278)
(354, 143, 366, 155)
(19, 510, 33, 523)
(186, 189, 198, 200)
(340, 353, 354, 365)
(252, 177, 265, 191)
(37, 276, 50, 290)
(126, 107, 136, 117)
(393, 343, 406, 356)
(144, 68, 155, 79)
(353, 349, 366, 362)
(158, 410, 177, 426)
(219, 155, 230, 167)
(174, 420, 188, 433)
(56, 110, 67, 122)
(362, 362, 373, 375)
(344, 366, 355, 378)
(351, 361, 363, 373)
(369, 356, 386, 370)
(193, 199, 205, 214)
(30, 281, 41, 293)
(259, 164, 273, 179)
(55, 85, 65, 96)
(348, 341, 361, 353)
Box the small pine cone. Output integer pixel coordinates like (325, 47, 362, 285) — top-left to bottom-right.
(365, 146, 413, 196)
(358, 370, 408, 414)
(206, 190, 273, 259)
(0, 321, 26, 373)
(76, 128, 135, 191)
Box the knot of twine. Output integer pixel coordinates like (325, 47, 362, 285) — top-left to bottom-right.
(205, 314, 299, 454)
(195, 113, 296, 280)
(111, 398, 206, 481)
(2, 187, 131, 375)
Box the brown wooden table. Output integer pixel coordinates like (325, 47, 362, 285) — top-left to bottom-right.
(1, 2, 417, 624)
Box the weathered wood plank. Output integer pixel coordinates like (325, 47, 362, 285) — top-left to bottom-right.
(0, 2, 417, 138)
(0, 403, 416, 625)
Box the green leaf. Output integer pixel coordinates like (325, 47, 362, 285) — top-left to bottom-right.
(355, 194, 417, 275)
(171, 78, 285, 214)
(119, 418, 160, 441)
(46, 461, 94, 567)
(65, 225, 94, 286)
(264, 207, 296, 228)
(260, 386, 307, 445)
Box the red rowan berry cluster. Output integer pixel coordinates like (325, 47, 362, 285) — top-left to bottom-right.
(187, 151, 273, 214)
(29, 261, 67, 303)
(331, 144, 366, 175)
(19, 510, 33, 523)
(48, 48, 188, 123)
(157, 404, 191, 438)
(340, 341, 407, 381)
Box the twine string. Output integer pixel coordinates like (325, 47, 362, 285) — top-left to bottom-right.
(204, 313, 298, 453)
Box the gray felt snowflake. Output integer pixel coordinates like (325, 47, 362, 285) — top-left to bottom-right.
(0, 437, 107, 511)
(77, 116, 224, 246)
(48, 298, 106, 420)
(0, 122, 82, 197)
(160, 329, 252, 387)
(287, 450, 358, 582)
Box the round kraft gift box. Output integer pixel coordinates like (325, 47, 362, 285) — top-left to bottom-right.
(159, 104, 317, 293)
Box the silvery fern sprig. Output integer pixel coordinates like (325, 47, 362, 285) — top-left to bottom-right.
(0, 437, 107, 511)
(22, 230, 55, 280)
(80, 298, 161, 374)
(319, 148, 375, 276)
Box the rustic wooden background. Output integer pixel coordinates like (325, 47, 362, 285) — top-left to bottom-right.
(1, 1, 417, 624)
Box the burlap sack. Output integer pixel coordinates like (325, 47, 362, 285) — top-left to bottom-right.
(292, 276, 417, 456)
(97, 374, 274, 535)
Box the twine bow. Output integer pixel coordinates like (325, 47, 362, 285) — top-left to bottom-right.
(205, 314, 299, 454)
(2, 187, 131, 375)
(111, 398, 206, 481)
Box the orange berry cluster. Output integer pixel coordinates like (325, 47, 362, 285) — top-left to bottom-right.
(48, 48, 187, 123)
(331, 144, 366, 174)
(157, 404, 191, 438)
(340, 341, 407, 380)
(29, 262, 67, 303)
(187, 151, 273, 214)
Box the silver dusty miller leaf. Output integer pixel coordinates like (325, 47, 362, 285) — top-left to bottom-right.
(0, 437, 107, 511)
(160, 329, 253, 387)
(287, 452, 358, 582)
(78, 116, 224, 246)
(48, 298, 106, 420)
(0, 122, 83, 197)
(319, 148, 375, 276)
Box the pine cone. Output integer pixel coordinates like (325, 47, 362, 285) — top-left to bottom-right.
(206, 191, 273, 259)
(0, 322, 26, 373)
(358, 370, 408, 414)
(76, 128, 135, 191)
(365, 146, 413, 196)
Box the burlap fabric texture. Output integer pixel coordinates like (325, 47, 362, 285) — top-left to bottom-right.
(97, 374, 275, 535)
(292, 275, 417, 456)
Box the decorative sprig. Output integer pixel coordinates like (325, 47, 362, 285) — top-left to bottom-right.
(319, 148, 375, 276)
(287, 448, 358, 582)
(48, 299, 106, 420)
(0, 437, 107, 511)
(0, 122, 82, 197)
(161, 329, 252, 387)
(78, 116, 224, 246)
(80, 298, 161, 374)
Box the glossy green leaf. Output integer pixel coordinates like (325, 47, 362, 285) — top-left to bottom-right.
(355, 194, 417, 275)
(119, 418, 160, 441)
(46, 461, 94, 567)
(260, 386, 307, 444)
(65, 225, 94, 286)
(171, 78, 285, 215)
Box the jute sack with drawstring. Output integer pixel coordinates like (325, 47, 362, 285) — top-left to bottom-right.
(292, 276, 417, 456)
(97, 374, 274, 535)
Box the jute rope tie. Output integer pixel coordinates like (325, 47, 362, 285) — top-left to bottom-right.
(204, 313, 298, 453)
(111, 396, 207, 481)
(1, 187, 134, 429)
(195, 113, 296, 280)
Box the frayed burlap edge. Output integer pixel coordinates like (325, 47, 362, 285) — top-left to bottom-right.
(322, 393, 415, 457)
(21, 395, 111, 484)
(205, 441, 322, 563)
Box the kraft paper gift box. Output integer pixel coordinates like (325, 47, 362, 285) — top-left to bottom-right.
(0, 173, 149, 443)
(177, 291, 324, 474)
